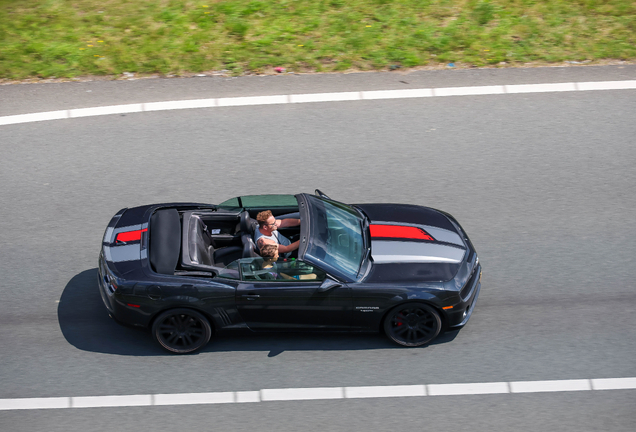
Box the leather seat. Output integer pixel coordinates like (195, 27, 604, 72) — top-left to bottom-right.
(240, 211, 258, 235)
(242, 234, 260, 258)
(240, 211, 260, 258)
(182, 213, 241, 268)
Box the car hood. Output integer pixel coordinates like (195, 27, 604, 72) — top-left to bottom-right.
(355, 203, 467, 282)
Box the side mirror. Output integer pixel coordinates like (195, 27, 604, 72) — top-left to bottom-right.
(318, 277, 342, 292)
(315, 189, 331, 200)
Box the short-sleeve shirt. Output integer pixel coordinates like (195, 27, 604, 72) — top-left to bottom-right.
(253, 228, 291, 251)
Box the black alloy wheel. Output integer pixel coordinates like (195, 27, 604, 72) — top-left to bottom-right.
(383, 303, 441, 347)
(152, 309, 212, 354)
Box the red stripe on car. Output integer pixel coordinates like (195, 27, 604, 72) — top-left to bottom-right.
(369, 224, 435, 241)
(116, 228, 147, 243)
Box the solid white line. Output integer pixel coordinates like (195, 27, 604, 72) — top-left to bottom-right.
(577, 80, 636, 91)
(154, 392, 234, 406)
(505, 82, 577, 93)
(361, 88, 434, 100)
(428, 381, 509, 396)
(144, 98, 217, 111)
(0, 377, 634, 411)
(2, 80, 636, 126)
(260, 387, 344, 401)
(0, 397, 70, 410)
(289, 91, 361, 103)
(510, 379, 591, 393)
(0, 110, 68, 126)
(236, 391, 261, 403)
(344, 385, 426, 399)
(217, 95, 288, 107)
(71, 394, 151, 408)
(591, 377, 636, 391)
(434, 85, 505, 97)
(69, 103, 143, 118)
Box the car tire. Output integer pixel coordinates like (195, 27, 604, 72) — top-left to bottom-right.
(383, 303, 441, 347)
(152, 309, 212, 354)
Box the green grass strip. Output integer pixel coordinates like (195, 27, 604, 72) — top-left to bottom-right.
(1, 0, 635, 79)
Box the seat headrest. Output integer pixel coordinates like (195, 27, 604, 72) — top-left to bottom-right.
(241, 234, 260, 258)
(240, 211, 257, 234)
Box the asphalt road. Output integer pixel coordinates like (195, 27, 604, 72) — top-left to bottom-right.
(1, 66, 635, 431)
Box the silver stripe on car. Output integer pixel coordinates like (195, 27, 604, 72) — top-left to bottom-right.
(103, 227, 114, 244)
(371, 240, 465, 264)
(103, 244, 141, 262)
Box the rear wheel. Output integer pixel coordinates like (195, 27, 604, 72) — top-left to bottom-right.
(383, 303, 441, 347)
(152, 309, 212, 354)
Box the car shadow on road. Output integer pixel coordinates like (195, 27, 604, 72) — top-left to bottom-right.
(58, 269, 459, 357)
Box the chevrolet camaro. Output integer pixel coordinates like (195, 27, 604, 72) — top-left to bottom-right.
(98, 191, 481, 354)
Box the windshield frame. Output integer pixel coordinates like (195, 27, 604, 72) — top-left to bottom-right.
(296, 193, 367, 283)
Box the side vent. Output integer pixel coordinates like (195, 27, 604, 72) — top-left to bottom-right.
(215, 308, 232, 326)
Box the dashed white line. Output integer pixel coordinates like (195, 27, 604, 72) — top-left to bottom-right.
(1, 377, 634, 411)
(1, 79, 635, 127)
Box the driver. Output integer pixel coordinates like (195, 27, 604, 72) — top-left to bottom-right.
(254, 210, 299, 255)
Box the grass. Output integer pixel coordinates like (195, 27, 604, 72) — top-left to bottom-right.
(0, 0, 635, 79)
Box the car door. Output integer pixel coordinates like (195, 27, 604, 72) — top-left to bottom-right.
(235, 258, 353, 330)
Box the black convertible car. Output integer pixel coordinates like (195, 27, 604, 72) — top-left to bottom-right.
(98, 191, 481, 354)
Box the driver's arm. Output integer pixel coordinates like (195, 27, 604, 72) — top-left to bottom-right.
(277, 240, 299, 254)
(277, 218, 300, 228)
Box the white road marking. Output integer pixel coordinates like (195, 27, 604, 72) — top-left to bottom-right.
(428, 381, 509, 396)
(69, 103, 143, 118)
(72, 394, 151, 408)
(0, 397, 69, 411)
(153, 392, 234, 406)
(2, 80, 635, 127)
(510, 379, 591, 393)
(591, 377, 636, 391)
(361, 88, 434, 99)
(289, 91, 361, 103)
(504, 82, 578, 93)
(236, 391, 261, 403)
(1, 377, 634, 411)
(261, 387, 344, 401)
(344, 385, 426, 399)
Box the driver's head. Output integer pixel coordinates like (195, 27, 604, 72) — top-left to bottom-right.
(256, 210, 276, 231)
(260, 244, 279, 261)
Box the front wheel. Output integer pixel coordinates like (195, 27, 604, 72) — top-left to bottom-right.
(383, 303, 441, 347)
(152, 309, 212, 354)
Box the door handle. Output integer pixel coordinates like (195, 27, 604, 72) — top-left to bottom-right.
(242, 294, 260, 300)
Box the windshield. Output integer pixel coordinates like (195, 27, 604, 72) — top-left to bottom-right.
(304, 196, 365, 280)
